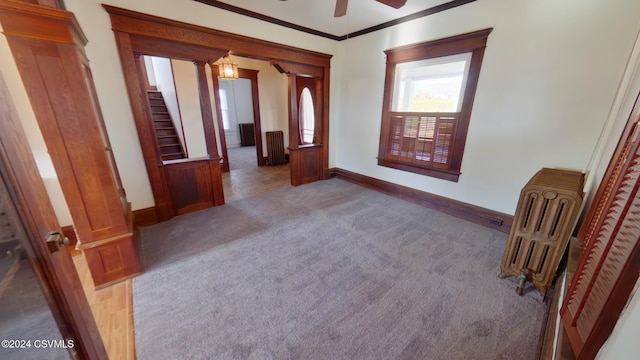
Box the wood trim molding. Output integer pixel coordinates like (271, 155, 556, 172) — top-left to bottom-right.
(1, 0, 141, 287)
(211, 68, 265, 172)
(193, 0, 477, 41)
(105, 5, 331, 220)
(194, 60, 219, 157)
(0, 43, 107, 359)
(103, 5, 332, 67)
(132, 207, 159, 227)
(331, 168, 513, 233)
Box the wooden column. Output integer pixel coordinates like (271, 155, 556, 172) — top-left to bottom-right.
(194, 60, 220, 157)
(0, 1, 141, 288)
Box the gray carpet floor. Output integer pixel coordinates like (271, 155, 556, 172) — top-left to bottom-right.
(134, 179, 545, 360)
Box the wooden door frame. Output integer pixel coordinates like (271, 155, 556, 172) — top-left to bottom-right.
(0, 60, 107, 360)
(103, 5, 332, 221)
(211, 68, 265, 171)
(272, 61, 327, 185)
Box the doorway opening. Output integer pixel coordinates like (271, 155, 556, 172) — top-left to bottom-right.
(141, 54, 292, 203)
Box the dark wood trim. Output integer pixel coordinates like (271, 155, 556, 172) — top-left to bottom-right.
(193, 0, 342, 41)
(348, 0, 477, 40)
(106, 6, 330, 221)
(378, 28, 492, 181)
(103, 5, 332, 67)
(211, 68, 265, 172)
(193, 60, 219, 157)
(331, 167, 513, 233)
(0, 0, 141, 287)
(123, 47, 175, 222)
(377, 158, 461, 182)
(193, 0, 477, 41)
(0, 43, 106, 358)
(133, 207, 159, 227)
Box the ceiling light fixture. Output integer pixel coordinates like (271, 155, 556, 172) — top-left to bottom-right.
(218, 54, 238, 80)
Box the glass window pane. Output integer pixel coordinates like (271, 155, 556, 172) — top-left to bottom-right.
(299, 88, 315, 144)
(392, 53, 472, 113)
(218, 89, 230, 130)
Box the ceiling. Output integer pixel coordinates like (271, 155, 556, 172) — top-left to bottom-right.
(195, 0, 464, 39)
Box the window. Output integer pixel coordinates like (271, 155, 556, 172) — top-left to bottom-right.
(377, 29, 492, 182)
(218, 89, 230, 130)
(299, 87, 315, 144)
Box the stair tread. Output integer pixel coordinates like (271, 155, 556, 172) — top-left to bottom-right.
(157, 135, 178, 138)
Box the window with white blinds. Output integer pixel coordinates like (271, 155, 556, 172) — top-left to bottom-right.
(377, 29, 492, 182)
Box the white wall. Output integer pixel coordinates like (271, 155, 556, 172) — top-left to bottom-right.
(171, 59, 208, 159)
(233, 57, 289, 155)
(334, 0, 640, 215)
(149, 57, 185, 151)
(596, 279, 640, 360)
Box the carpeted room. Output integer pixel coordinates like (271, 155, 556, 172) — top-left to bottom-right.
(134, 179, 544, 359)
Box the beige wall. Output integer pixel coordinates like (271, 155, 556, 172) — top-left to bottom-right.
(333, 0, 640, 215)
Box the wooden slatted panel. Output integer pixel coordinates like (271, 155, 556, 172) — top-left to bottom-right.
(387, 115, 403, 157)
(574, 156, 640, 336)
(565, 127, 640, 320)
(561, 115, 640, 359)
(384, 112, 458, 170)
(579, 123, 637, 249)
(433, 117, 456, 167)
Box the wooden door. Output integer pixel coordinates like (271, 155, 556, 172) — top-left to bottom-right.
(0, 63, 106, 359)
(560, 95, 640, 359)
(289, 75, 324, 186)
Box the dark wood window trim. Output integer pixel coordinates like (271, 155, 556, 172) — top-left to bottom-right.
(377, 28, 492, 182)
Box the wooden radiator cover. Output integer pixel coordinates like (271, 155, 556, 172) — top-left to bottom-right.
(500, 168, 584, 296)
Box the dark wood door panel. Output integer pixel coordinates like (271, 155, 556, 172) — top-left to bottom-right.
(164, 159, 224, 215)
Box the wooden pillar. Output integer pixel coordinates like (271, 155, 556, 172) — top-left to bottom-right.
(194, 60, 220, 157)
(0, 1, 141, 288)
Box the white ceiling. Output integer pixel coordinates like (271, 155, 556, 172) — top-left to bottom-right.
(214, 0, 454, 37)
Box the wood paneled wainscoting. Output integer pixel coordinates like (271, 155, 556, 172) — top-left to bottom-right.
(162, 158, 225, 215)
(290, 145, 324, 186)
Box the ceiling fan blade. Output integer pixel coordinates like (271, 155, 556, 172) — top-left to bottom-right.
(375, 0, 408, 9)
(334, 0, 348, 17)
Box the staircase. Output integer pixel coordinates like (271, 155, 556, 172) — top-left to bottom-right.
(147, 91, 186, 161)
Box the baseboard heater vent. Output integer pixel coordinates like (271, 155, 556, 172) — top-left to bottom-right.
(239, 123, 255, 146)
(266, 131, 287, 166)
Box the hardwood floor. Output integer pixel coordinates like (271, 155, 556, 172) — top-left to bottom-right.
(73, 253, 135, 360)
(73, 162, 291, 359)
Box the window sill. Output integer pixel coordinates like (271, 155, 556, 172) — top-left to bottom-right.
(377, 158, 460, 182)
